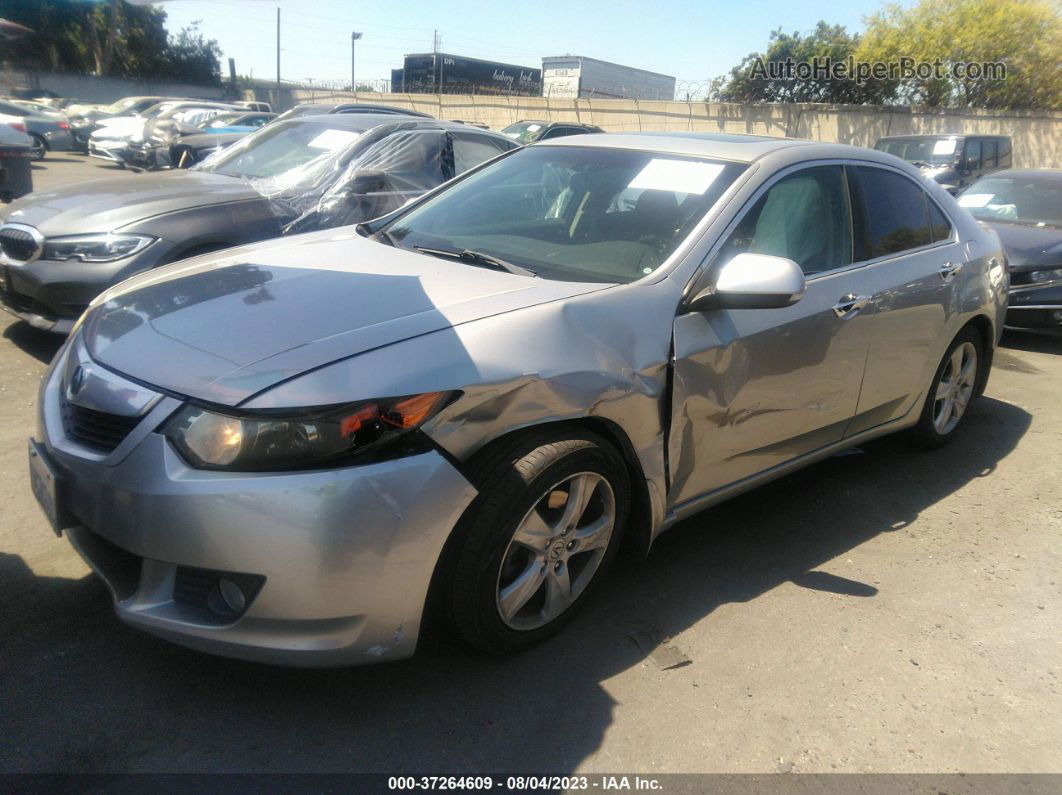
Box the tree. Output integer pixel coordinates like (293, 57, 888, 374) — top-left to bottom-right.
(712, 22, 895, 105)
(856, 0, 1062, 109)
(0, 0, 222, 85)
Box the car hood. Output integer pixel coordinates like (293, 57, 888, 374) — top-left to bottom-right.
(1, 171, 261, 235)
(181, 131, 248, 150)
(980, 221, 1062, 272)
(81, 231, 610, 406)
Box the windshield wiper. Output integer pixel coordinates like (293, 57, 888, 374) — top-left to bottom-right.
(413, 246, 537, 277)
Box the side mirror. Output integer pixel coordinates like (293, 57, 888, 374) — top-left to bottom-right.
(348, 168, 387, 193)
(687, 252, 806, 311)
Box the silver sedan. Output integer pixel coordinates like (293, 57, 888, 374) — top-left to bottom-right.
(28, 132, 1008, 665)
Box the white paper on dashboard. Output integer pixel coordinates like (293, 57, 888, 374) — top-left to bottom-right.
(628, 159, 724, 195)
(957, 193, 992, 207)
(308, 129, 360, 150)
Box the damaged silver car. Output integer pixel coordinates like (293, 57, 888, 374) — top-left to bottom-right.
(29, 133, 1007, 665)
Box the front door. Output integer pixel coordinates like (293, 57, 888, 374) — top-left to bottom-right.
(668, 165, 873, 506)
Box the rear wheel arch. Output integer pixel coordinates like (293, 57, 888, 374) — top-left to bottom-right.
(961, 315, 995, 397)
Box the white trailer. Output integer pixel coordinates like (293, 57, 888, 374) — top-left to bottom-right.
(541, 55, 675, 101)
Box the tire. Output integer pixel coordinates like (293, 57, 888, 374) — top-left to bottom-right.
(909, 327, 984, 449)
(448, 429, 630, 654)
(30, 135, 47, 161)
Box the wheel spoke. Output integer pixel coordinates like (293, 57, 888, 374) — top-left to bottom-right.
(542, 566, 572, 621)
(499, 561, 545, 621)
(512, 508, 554, 552)
(574, 514, 614, 552)
(558, 474, 596, 532)
(950, 347, 965, 378)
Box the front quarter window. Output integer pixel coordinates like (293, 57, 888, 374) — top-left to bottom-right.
(386, 146, 747, 284)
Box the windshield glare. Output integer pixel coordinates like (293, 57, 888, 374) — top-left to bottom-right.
(958, 177, 1062, 228)
(387, 146, 748, 284)
(875, 137, 961, 167)
(196, 121, 361, 190)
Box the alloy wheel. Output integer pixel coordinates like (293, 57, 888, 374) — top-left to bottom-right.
(932, 341, 978, 435)
(495, 471, 616, 631)
(30, 137, 46, 161)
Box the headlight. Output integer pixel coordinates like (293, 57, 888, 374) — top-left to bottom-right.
(164, 391, 457, 471)
(1028, 267, 1062, 285)
(43, 233, 156, 262)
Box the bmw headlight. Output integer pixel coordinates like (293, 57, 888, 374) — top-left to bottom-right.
(164, 391, 457, 471)
(1028, 267, 1062, 285)
(43, 233, 156, 262)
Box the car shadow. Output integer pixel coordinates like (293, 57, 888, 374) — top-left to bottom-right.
(1000, 327, 1062, 355)
(0, 396, 1031, 773)
(2, 321, 64, 365)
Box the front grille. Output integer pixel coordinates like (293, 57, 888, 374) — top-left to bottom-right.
(0, 282, 35, 314)
(0, 226, 41, 262)
(61, 399, 142, 452)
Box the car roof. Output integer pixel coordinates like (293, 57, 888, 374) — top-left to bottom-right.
(282, 113, 500, 134)
(536, 131, 815, 161)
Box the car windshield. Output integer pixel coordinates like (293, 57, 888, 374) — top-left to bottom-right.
(201, 114, 243, 129)
(875, 137, 961, 167)
(104, 97, 142, 114)
(958, 176, 1062, 228)
(195, 120, 362, 191)
(501, 121, 547, 144)
(385, 146, 748, 284)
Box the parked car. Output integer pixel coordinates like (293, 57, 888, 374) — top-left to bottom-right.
(873, 134, 1012, 194)
(274, 102, 434, 123)
(958, 169, 1062, 328)
(125, 111, 278, 170)
(88, 101, 241, 166)
(501, 119, 605, 143)
(0, 99, 74, 160)
(0, 115, 516, 332)
(0, 115, 33, 202)
(25, 133, 1006, 665)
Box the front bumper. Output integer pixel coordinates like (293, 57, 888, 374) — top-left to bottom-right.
(88, 139, 130, 164)
(0, 243, 174, 333)
(34, 342, 478, 665)
(1006, 282, 1062, 328)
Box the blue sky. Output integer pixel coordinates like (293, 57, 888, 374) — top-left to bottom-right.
(158, 0, 889, 88)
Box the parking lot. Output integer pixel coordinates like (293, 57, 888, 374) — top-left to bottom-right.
(2, 156, 1061, 775)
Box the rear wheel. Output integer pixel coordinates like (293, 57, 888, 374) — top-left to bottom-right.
(448, 430, 630, 653)
(910, 327, 983, 449)
(30, 135, 47, 161)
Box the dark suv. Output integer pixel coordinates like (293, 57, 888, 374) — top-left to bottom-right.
(874, 134, 1012, 194)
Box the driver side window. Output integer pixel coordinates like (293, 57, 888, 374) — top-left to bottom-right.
(716, 166, 853, 276)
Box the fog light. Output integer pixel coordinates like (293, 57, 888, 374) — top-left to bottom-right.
(217, 578, 247, 613)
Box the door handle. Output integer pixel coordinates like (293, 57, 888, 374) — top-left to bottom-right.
(832, 294, 871, 318)
(939, 261, 963, 280)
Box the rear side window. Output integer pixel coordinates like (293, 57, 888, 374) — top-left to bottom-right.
(997, 138, 1012, 167)
(450, 132, 513, 175)
(982, 139, 998, 168)
(927, 199, 953, 243)
(851, 166, 944, 258)
(717, 165, 852, 276)
(963, 140, 982, 171)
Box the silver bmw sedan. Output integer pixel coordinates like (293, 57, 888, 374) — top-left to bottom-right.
(28, 132, 1008, 665)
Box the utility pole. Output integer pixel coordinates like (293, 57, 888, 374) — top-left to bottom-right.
(351, 31, 363, 95)
(275, 7, 281, 98)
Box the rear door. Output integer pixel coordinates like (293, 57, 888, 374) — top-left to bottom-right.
(844, 164, 964, 433)
(668, 164, 873, 505)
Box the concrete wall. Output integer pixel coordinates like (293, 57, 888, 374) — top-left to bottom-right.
(2, 70, 232, 104)
(286, 90, 1062, 168)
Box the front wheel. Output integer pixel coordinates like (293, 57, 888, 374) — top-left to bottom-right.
(448, 430, 630, 653)
(910, 327, 983, 449)
(30, 135, 47, 161)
